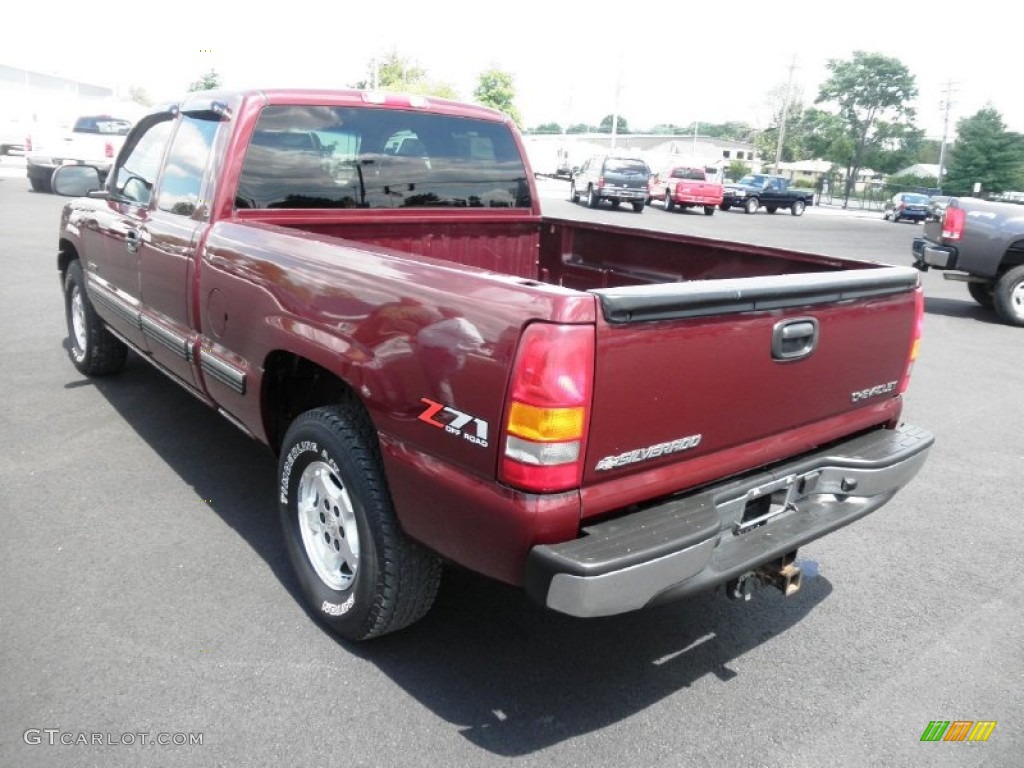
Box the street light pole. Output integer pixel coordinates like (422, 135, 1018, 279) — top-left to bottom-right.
(774, 56, 797, 173)
(937, 80, 956, 194)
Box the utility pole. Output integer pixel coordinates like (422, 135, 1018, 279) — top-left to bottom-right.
(774, 56, 797, 172)
(937, 80, 957, 194)
(611, 74, 621, 149)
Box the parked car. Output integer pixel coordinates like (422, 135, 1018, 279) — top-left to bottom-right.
(570, 154, 650, 212)
(1, 116, 28, 155)
(49, 88, 931, 640)
(927, 195, 951, 221)
(25, 114, 133, 192)
(648, 166, 723, 215)
(720, 174, 813, 215)
(883, 192, 930, 223)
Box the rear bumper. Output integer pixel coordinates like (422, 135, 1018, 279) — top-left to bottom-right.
(912, 237, 957, 270)
(525, 424, 933, 617)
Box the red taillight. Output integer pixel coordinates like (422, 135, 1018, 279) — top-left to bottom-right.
(104, 141, 114, 158)
(942, 205, 966, 240)
(24, 135, 32, 152)
(597, 176, 605, 189)
(899, 286, 924, 395)
(500, 323, 594, 493)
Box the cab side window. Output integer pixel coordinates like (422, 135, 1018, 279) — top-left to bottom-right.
(156, 116, 220, 217)
(114, 119, 174, 206)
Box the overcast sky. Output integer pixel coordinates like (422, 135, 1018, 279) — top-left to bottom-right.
(4, 0, 1017, 140)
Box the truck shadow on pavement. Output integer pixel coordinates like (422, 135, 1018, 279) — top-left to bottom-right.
(923, 296, 1002, 324)
(84, 349, 833, 758)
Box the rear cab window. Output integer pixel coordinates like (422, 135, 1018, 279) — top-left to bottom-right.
(235, 105, 531, 210)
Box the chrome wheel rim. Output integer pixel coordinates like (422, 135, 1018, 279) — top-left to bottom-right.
(297, 461, 359, 591)
(71, 286, 87, 352)
(1012, 281, 1024, 316)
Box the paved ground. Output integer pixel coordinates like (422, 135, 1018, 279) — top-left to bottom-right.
(1, 174, 1021, 768)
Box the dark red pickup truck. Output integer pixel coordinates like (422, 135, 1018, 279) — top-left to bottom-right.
(53, 89, 933, 640)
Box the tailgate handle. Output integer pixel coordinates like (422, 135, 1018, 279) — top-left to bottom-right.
(772, 318, 818, 361)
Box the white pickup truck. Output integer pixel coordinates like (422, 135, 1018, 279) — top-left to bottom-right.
(25, 114, 132, 192)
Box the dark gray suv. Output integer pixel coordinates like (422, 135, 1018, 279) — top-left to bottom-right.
(570, 155, 650, 213)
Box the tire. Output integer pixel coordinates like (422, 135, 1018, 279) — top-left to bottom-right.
(570, 182, 580, 203)
(29, 173, 52, 193)
(719, 203, 730, 211)
(611, 200, 620, 209)
(664, 192, 675, 211)
(744, 197, 759, 214)
(766, 206, 778, 214)
(791, 199, 806, 216)
(967, 281, 995, 309)
(883, 211, 890, 221)
(892, 213, 901, 223)
(993, 265, 1024, 326)
(278, 403, 442, 641)
(704, 206, 715, 216)
(632, 201, 644, 213)
(63, 260, 128, 376)
(587, 186, 599, 208)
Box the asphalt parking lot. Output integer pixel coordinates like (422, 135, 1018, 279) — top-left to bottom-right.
(1, 167, 1022, 768)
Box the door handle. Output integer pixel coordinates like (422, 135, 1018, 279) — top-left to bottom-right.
(125, 229, 140, 253)
(772, 318, 818, 361)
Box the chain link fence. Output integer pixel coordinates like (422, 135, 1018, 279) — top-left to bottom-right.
(815, 174, 940, 211)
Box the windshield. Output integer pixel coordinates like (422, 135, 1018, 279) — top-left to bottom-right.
(73, 117, 132, 135)
(236, 105, 531, 210)
(737, 174, 766, 186)
(903, 194, 929, 204)
(671, 167, 707, 181)
(604, 158, 649, 174)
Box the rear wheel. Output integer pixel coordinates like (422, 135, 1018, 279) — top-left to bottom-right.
(279, 403, 442, 641)
(967, 281, 995, 309)
(791, 199, 806, 216)
(993, 266, 1024, 326)
(632, 201, 644, 213)
(703, 206, 715, 216)
(29, 173, 52, 193)
(587, 186, 599, 208)
(570, 182, 580, 203)
(744, 197, 759, 214)
(63, 260, 127, 376)
(664, 192, 675, 211)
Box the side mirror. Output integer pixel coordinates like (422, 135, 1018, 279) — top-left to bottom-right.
(52, 165, 104, 197)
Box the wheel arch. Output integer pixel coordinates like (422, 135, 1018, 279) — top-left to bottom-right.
(261, 350, 368, 455)
(1000, 242, 1024, 273)
(58, 238, 79, 282)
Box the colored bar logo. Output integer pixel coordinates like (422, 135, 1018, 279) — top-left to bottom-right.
(920, 721, 997, 742)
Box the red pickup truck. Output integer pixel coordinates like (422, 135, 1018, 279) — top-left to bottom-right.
(647, 165, 724, 215)
(53, 89, 933, 641)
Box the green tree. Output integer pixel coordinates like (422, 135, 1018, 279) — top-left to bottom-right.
(681, 121, 756, 142)
(188, 69, 222, 92)
(566, 123, 593, 134)
(599, 114, 629, 133)
(473, 68, 522, 127)
(726, 160, 751, 181)
(944, 107, 1024, 196)
(528, 122, 562, 134)
(815, 51, 918, 203)
(354, 52, 457, 99)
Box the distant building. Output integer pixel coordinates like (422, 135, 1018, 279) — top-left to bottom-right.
(0, 64, 132, 127)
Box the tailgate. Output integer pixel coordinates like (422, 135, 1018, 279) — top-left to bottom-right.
(582, 268, 919, 500)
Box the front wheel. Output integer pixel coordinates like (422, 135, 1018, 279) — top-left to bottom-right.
(278, 403, 442, 641)
(587, 186, 599, 208)
(744, 197, 759, 214)
(632, 201, 644, 213)
(719, 202, 731, 211)
(570, 182, 580, 203)
(790, 200, 806, 216)
(664, 192, 675, 211)
(993, 266, 1024, 326)
(967, 281, 995, 309)
(64, 260, 127, 376)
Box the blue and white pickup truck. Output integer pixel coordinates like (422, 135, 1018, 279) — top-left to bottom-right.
(912, 196, 1024, 326)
